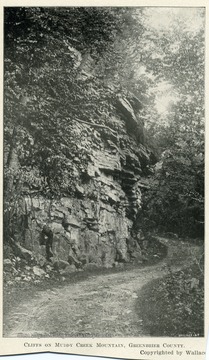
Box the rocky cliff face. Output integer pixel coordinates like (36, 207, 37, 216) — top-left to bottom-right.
(13, 96, 154, 270)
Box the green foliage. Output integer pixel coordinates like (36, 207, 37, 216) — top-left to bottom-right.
(4, 7, 148, 245)
(4, 7, 205, 241)
(137, 261, 204, 337)
(142, 146, 204, 237)
(4, 8, 122, 192)
(139, 10, 204, 237)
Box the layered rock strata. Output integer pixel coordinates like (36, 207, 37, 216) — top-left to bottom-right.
(15, 97, 154, 269)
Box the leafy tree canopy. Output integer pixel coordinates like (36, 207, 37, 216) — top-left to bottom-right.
(4, 7, 205, 238)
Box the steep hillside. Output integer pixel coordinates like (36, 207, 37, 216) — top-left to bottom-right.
(4, 8, 157, 270)
(5, 90, 155, 269)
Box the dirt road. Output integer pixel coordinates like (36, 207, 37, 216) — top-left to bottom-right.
(4, 237, 199, 338)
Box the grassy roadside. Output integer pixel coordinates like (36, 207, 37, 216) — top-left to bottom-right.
(135, 260, 204, 337)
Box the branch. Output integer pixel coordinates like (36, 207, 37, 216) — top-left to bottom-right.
(191, 197, 204, 203)
(193, 252, 204, 275)
(67, 117, 118, 136)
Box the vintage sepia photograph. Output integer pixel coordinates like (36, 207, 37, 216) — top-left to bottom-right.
(3, 5, 205, 343)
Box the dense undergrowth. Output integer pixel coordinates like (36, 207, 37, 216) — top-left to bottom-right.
(136, 254, 204, 337)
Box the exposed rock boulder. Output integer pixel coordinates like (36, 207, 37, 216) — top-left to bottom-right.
(33, 266, 46, 277)
(115, 97, 145, 144)
(11, 241, 34, 264)
(59, 264, 77, 275)
(116, 97, 138, 128)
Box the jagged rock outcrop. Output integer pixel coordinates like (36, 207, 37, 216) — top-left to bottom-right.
(12, 95, 155, 270)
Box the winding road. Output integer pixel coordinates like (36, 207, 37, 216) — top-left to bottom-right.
(4, 237, 199, 338)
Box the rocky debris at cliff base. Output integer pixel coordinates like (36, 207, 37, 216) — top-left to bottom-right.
(33, 266, 46, 277)
(3, 255, 58, 286)
(11, 242, 34, 264)
(53, 260, 70, 271)
(59, 265, 77, 275)
(3, 233, 168, 288)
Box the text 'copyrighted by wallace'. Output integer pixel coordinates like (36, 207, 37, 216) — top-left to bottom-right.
(23, 341, 206, 357)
